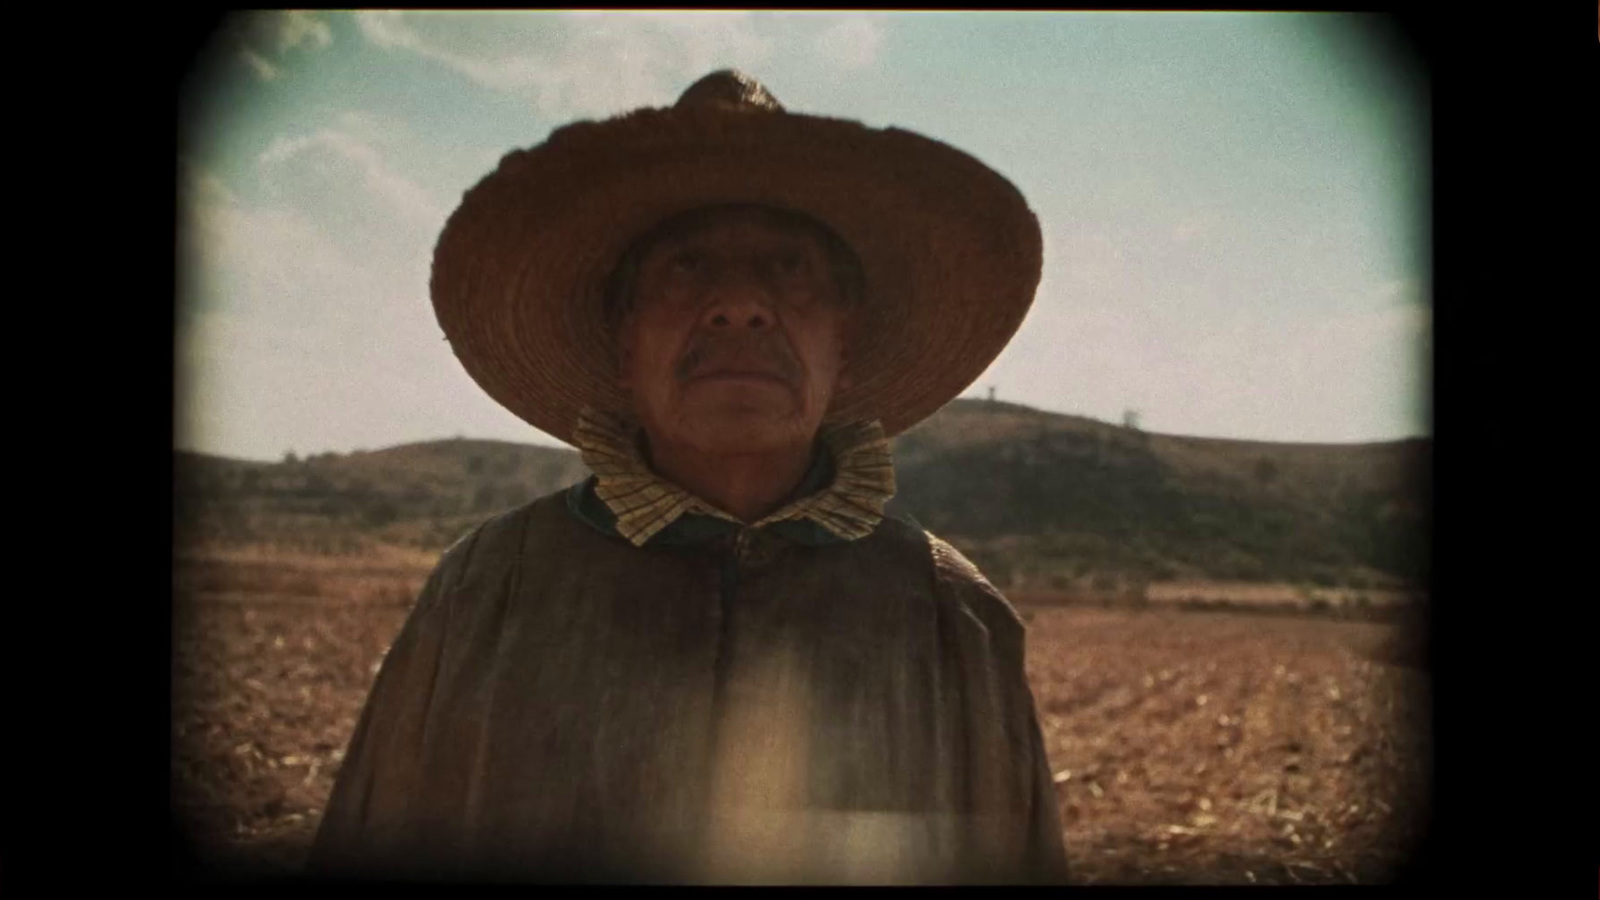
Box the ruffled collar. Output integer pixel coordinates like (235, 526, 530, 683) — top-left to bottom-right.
(572, 405, 896, 547)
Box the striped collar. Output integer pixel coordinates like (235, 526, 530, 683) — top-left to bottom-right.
(572, 405, 896, 547)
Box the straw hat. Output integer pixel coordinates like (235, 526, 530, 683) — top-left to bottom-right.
(431, 69, 1042, 444)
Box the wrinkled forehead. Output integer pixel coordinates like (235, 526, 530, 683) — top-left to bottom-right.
(605, 203, 865, 331)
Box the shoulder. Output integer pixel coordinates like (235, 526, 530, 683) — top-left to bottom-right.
(866, 518, 1027, 644)
(925, 532, 999, 594)
(923, 529, 1028, 646)
(420, 488, 578, 607)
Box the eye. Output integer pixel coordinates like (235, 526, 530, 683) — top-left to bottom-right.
(773, 250, 808, 277)
(669, 249, 704, 274)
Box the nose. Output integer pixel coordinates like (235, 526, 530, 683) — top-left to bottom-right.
(698, 266, 776, 332)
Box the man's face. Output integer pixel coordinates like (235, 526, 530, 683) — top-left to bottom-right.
(615, 207, 856, 456)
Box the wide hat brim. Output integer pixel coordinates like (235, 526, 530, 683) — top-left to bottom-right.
(431, 90, 1042, 445)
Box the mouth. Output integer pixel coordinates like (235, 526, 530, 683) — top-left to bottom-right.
(677, 339, 800, 388)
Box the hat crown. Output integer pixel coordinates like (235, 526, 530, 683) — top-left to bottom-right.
(436, 66, 1041, 446)
(674, 69, 785, 113)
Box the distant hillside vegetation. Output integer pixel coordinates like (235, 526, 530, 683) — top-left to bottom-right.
(174, 400, 1428, 589)
(886, 400, 1427, 592)
(174, 439, 591, 554)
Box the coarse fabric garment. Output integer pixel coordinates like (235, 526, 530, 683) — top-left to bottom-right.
(309, 428, 1068, 884)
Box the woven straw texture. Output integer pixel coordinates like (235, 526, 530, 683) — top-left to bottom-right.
(431, 78, 1042, 445)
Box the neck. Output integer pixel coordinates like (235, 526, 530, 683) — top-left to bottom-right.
(643, 432, 818, 524)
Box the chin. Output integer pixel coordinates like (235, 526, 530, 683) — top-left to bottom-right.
(674, 405, 819, 455)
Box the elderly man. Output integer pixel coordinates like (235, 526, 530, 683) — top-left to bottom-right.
(310, 70, 1065, 884)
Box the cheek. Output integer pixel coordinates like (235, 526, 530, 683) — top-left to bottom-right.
(624, 316, 689, 393)
(792, 327, 850, 400)
(807, 316, 851, 372)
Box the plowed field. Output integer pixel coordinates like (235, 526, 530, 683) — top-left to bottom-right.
(171, 552, 1430, 883)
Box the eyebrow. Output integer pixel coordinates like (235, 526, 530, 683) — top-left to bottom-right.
(604, 206, 865, 329)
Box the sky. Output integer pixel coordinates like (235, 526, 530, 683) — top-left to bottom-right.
(177, 11, 1429, 462)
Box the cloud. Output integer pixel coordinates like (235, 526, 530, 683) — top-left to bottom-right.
(183, 187, 381, 325)
(178, 164, 485, 459)
(351, 9, 423, 52)
(175, 189, 551, 460)
(258, 125, 446, 233)
(229, 10, 333, 81)
(275, 10, 333, 53)
(240, 48, 278, 80)
(353, 11, 778, 120)
(178, 299, 561, 460)
(179, 161, 236, 209)
(812, 16, 883, 71)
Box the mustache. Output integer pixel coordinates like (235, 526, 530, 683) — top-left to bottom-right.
(676, 332, 803, 385)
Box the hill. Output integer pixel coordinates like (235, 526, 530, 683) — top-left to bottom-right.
(173, 400, 1427, 589)
(174, 439, 591, 554)
(885, 400, 1427, 591)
